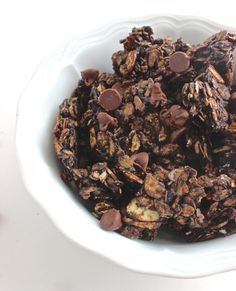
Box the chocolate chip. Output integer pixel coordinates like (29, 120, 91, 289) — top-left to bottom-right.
(97, 112, 117, 131)
(169, 52, 190, 73)
(112, 82, 130, 96)
(81, 69, 99, 86)
(160, 105, 189, 130)
(229, 92, 236, 112)
(131, 152, 149, 171)
(99, 209, 122, 231)
(99, 89, 122, 111)
(150, 83, 167, 107)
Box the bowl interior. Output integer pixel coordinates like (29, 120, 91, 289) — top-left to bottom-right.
(17, 16, 236, 277)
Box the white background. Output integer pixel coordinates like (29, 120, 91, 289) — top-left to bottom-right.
(1, 0, 236, 290)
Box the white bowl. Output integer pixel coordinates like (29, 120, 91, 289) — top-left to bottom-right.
(16, 15, 236, 278)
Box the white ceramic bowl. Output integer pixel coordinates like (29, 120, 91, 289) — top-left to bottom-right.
(16, 15, 236, 278)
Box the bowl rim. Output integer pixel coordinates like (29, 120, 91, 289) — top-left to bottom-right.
(16, 14, 236, 278)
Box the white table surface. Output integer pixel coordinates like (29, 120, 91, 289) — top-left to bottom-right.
(1, 1, 236, 290)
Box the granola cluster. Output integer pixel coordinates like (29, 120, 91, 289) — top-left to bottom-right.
(53, 26, 236, 242)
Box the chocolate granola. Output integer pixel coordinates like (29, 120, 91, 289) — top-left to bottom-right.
(53, 26, 236, 242)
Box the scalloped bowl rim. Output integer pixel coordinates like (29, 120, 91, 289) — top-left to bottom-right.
(16, 14, 236, 278)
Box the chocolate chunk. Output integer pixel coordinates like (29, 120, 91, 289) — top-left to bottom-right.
(81, 69, 99, 86)
(169, 52, 190, 73)
(150, 83, 167, 107)
(99, 209, 122, 231)
(160, 105, 189, 130)
(131, 152, 149, 171)
(229, 92, 236, 112)
(99, 89, 122, 111)
(97, 112, 117, 131)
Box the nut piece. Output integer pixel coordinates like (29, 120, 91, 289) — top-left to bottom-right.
(123, 172, 144, 184)
(134, 95, 145, 112)
(144, 174, 166, 199)
(99, 209, 122, 230)
(126, 197, 160, 222)
(118, 155, 134, 168)
(123, 217, 161, 230)
(122, 102, 134, 119)
(99, 89, 122, 111)
(121, 50, 137, 75)
(181, 204, 195, 217)
(126, 50, 137, 70)
(130, 132, 141, 152)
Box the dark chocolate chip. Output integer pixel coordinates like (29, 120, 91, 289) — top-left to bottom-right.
(169, 52, 190, 73)
(131, 152, 149, 171)
(150, 83, 167, 107)
(160, 105, 189, 130)
(99, 209, 122, 231)
(97, 112, 117, 131)
(81, 69, 99, 86)
(99, 89, 122, 111)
